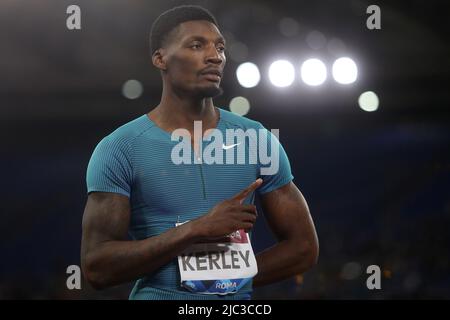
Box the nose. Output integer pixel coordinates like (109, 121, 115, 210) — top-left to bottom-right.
(205, 44, 223, 65)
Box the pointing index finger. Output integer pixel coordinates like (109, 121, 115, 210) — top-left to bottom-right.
(232, 178, 263, 204)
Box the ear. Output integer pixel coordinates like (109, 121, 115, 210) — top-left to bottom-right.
(152, 49, 167, 71)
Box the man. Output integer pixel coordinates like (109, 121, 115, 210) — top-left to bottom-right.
(81, 5, 318, 300)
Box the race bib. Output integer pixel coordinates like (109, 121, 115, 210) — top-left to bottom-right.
(176, 223, 258, 295)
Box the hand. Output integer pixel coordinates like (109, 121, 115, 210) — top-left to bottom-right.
(194, 179, 263, 240)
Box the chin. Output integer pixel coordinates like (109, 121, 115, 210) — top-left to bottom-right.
(199, 85, 223, 98)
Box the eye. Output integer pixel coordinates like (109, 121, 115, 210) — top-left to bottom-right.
(190, 43, 202, 49)
(217, 46, 226, 53)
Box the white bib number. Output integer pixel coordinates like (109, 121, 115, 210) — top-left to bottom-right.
(176, 224, 258, 295)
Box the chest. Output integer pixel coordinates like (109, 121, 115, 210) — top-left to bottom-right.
(132, 140, 259, 212)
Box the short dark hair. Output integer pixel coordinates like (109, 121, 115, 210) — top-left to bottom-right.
(150, 5, 219, 55)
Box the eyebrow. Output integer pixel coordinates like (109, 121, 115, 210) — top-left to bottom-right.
(184, 35, 226, 45)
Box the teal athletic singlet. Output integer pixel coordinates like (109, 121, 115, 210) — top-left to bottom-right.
(86, 107, 294, 300)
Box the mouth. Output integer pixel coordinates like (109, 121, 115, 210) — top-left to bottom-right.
(200, 69, 222, 83)
(201, 73, 221, 82)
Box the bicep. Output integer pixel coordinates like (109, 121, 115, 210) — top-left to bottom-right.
(259, 181, 313, 241)
(81, 192, 131, 254)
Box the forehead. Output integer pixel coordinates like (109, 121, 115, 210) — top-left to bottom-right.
(173, 20, 224, 42)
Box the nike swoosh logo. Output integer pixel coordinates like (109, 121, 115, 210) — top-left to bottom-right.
(222, 143, 241, 150)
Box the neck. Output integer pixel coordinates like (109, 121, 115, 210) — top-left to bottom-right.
(149, 85, 219, 133)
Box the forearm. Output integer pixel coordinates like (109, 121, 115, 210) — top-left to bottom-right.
(82, 220, 202, 289)
(252, 239, 317, 287)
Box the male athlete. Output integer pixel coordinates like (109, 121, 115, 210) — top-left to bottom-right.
(81, 5, 319, 300)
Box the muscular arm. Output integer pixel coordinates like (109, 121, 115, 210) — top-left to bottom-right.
(81, 180, 260, 290)
(80, 192, 203, 289)
(253, 181, 319, 287)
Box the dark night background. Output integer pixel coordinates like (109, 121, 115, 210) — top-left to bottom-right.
(0, 0, 449, 299)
